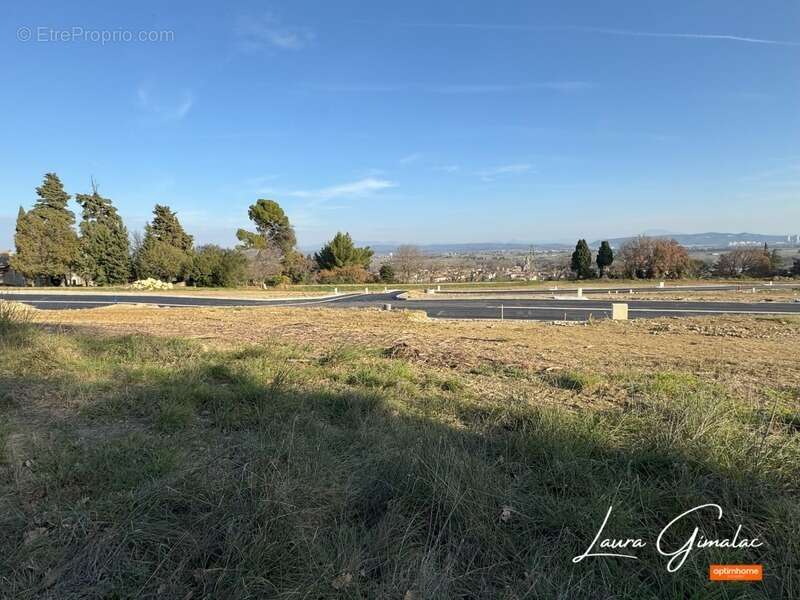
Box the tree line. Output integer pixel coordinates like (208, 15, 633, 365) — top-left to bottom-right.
(10, 173, 385, 287)
(569, 236, 794, 280)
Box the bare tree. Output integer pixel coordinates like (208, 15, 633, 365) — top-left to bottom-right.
(619, 236, 690, 279)
(130, 230, 143, 278)
(393, 245, 424, 282)
(650, 239, 690, 278)
(244, 246, 282, 284)
(618, 236, 653, 278)
(714, 248, 772, 277)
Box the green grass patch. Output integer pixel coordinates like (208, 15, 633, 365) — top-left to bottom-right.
(1, 330, 798, 598)
(544, 369, 602, 392)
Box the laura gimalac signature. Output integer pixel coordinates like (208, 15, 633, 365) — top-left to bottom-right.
(572, 504, 763, 572)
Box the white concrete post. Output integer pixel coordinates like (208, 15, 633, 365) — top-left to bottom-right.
(577, 287, 583, 298)
(334, 287, 338, 294)
(612, 303, 629, 320)
(659, 281, 665, 288)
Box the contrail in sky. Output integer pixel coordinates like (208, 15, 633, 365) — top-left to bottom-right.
(380, 22, 800, 47)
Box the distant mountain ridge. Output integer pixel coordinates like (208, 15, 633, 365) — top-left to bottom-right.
(299, 232, 799, 254)
(592, 232, 798, 249)
(299, 241, 572, 254)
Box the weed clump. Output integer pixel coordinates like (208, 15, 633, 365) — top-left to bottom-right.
(543, 369, 601, 392)
(0, 300, 34, 347)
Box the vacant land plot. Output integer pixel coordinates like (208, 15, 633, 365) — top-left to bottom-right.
(1, 302, 798, 598)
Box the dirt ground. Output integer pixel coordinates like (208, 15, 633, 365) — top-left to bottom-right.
(37, 304, 800, 394)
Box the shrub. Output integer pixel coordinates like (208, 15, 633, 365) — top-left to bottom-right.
(314, 232, 373, 270)
(134, 239, 192, 283)
(378, 263, 396, 283)
(130, 278, 173, 290)
(191, 245, 247, 287)
(316, 266, 374, 284)
(264, 274, 292, 287)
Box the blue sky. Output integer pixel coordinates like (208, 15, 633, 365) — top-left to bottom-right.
(2, 1, 799, 249)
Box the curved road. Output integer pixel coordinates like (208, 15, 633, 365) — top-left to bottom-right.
(3, 290, 800, 321)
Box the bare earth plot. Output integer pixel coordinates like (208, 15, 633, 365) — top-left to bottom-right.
(1, 304, 799, 598)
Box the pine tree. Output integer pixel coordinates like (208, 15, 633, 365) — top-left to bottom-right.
(596, 241, 614, 277)
(11, 173, 79, 284)
(76, 187, 130, 285)
(136, 205, 193, 281)
(146, 205, 193, 252)
(236, 199, 296, 253)
(314, 232, 373, 270)
(571, 239, 593, 279)
(379, 263, 396, 283)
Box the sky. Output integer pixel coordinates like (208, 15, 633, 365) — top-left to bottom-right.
(1, 1, 799, 250)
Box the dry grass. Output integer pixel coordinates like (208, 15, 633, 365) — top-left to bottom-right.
(41, 304, 800, 392)
(3, 305, 799, 598)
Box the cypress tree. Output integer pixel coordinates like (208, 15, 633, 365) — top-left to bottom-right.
(596, 241, 614, 277)
(76, 187, 131, 285)
(12, 173, 79, 284)
(570, 239, 594, 279)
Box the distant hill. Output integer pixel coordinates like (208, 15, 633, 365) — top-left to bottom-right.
(591, 232, 798, 249)
(299, 232, 798, 255)
(299, 241, 573, 254)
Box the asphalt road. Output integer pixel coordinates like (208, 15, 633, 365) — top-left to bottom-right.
(3, 290, 800, 322)
(0, 292, 366, 310)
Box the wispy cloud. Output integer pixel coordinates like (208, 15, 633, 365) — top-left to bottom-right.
(308, 81, 590, 94)
(574, 26, 800, 47)
(477, 163, 534, 181)
(285, 177, 396, 200)
(434, 164, 461, 173)
(381, 22, 800, 48)
(136, 85, 193, 121)
(236, 13, 314, 51)
(432, 81, 591, 94)
(309, 83, 406, 93)
(399, 153, 423, 165)
(245, 175, 280, 190)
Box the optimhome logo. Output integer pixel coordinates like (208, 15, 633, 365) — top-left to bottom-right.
(572, 504, 764, 575)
